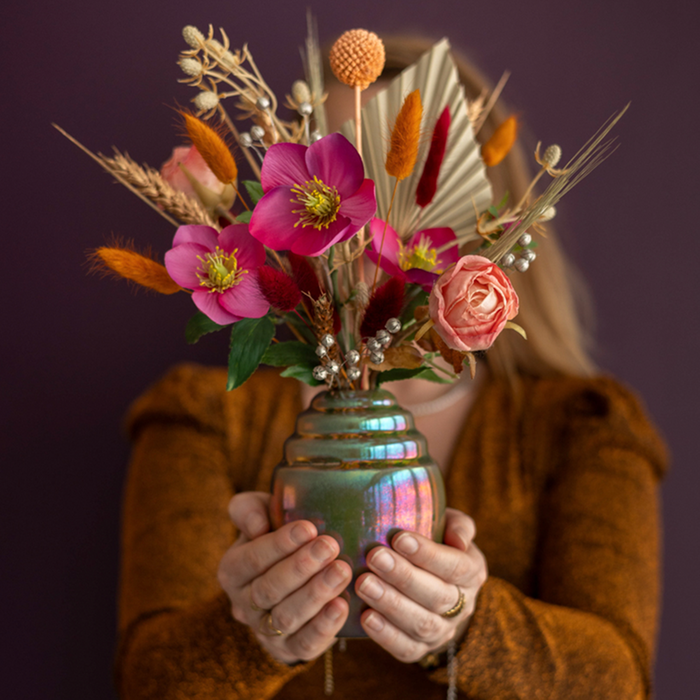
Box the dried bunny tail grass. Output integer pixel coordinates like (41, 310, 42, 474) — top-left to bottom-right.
(180, 111, 238, 184)
(481, 115, 518, 167)
(385, 89, 423, 181)
(100, 150, 215, 226)
(88, 242, 182, 295)
(329, 29, 385, 89)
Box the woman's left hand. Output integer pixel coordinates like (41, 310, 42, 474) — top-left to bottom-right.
(356, 507, 487, 663)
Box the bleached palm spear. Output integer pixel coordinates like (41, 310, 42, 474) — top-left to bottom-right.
(340, 39, 492, 243)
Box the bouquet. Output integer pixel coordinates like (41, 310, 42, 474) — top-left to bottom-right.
(57, 20, 625, 393)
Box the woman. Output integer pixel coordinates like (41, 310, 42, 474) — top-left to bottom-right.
(116, 37, 666, 699)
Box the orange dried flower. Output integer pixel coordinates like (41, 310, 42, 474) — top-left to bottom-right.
(180, 112, 238, 184)
(385, 89, 423, 181)
(329, 29, 385, 90)
(90, 245, 181, 294)
(481, 115, 518, 167)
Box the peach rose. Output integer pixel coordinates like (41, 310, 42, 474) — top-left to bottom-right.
(161, 145, 225, 198)
(428, 255, 519, 352)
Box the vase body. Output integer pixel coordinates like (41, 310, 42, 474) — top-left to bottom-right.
(269, 388, 445, 638)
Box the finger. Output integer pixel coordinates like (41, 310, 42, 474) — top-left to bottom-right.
(270, 560, 352, 635)
(365, 546, 468, 615)
(218, 520, 317, 591)
(251, 535, 340, 611)
(391, 527, 480, 585)
(356, 572, 452, 647)
(228, 492, 272, 539)
(443, 508, 477, 552)
(282, 598, 350, 663)
(360, 608, 431, 664)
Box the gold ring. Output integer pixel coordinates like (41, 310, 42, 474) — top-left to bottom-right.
(258, 612, 284, 637)
(249, 588, 264, 613)
(440, 586, 466, 619)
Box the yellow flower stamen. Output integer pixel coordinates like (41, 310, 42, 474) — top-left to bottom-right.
(290, 177, 341, 229)
(398, 234, 440, 272)
(196, 246, 247, 292)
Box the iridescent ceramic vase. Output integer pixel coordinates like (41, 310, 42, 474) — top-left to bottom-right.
(269, 388, 445, 638)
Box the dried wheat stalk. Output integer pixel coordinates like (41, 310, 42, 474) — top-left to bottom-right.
(100, 150, 215, 227)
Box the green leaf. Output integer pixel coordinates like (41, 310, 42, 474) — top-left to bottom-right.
(376, 367, 451, 386)
(280, 364, 321, 386)
(227, 316, 276, 390)
(496, 190, 510, 209)
(262, 341, 318, 368)
(185, 311, 227, 344)
(235, 210, 253, 224)
(400, 287, 429, 326)
(242, 180, 264, 206)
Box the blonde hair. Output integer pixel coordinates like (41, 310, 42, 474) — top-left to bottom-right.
(373, 35, 597, 379)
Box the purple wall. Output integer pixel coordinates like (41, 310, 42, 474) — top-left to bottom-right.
(3, 0, 698, 697)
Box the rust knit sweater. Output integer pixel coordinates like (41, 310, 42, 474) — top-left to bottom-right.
(116, 364, 666, 699)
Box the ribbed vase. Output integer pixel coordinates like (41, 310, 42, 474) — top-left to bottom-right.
(269, 388, 445, 638)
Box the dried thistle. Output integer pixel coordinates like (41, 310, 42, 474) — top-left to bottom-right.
(385, 90, 423, 181)
(89, 243, 181, 295)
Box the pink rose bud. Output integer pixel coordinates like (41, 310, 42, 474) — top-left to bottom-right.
(161, 145, 226, 199)
(428, 255, 519, 352)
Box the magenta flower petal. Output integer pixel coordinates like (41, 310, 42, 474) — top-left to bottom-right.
(192, 289, 240, 325)
(218, 273, 269, 318)
(290, 217, 352, 256)
(406, 268, 439, 290)
(338, 179, 377, 228)
(164, 242, 210, 289)
(369, 217, 401, 266)
(249, 187, 306, 251)
(365, 247, 404, 279)
(306, 133, 364, 198)
(218, 224, 266, 268)
(172, 225, 219, 249)
(260, 143, 310, 192)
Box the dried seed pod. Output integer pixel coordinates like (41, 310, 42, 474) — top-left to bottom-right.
(542, 144, 562, 168)
(329, 29, 385, 90)
(182, 25, 205, 48)
(179, 58, 203, 77)
(193, 91, 219, 111)
(291, 80, 312, 105)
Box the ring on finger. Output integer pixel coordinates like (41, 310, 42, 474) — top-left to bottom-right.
(258, 611, 285, 636)
(440, 585, 466, 619)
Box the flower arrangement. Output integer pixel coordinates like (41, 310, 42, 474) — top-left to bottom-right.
(58, 19, 625, 392)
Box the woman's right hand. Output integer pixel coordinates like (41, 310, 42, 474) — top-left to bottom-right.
(218, 492, 352, 664)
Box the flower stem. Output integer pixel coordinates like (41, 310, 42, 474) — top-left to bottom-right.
(372, 178, 400, 293)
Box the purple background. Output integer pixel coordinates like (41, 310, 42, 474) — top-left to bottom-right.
(2, 0, 698, 697)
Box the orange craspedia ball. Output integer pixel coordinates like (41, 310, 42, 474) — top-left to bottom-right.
(329, 29, 385, 90)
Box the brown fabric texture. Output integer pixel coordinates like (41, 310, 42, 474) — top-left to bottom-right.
(116, 364, 666, 699)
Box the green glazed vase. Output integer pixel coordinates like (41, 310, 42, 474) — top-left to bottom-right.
(269, 388, 446, 638)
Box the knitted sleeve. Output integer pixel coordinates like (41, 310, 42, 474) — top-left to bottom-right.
(434, 377, 667, 699)
(115, 365, 311, 700)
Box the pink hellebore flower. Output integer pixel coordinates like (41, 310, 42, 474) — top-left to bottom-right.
(164, 224, 269, 326)
(366, 217, 459, 291)
(249, 133, 376, 256)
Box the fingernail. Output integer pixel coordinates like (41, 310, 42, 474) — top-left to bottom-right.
(395, 534, 418, 555)
(359, 576, 384, 600)
(311, 538, 335, 562)
(245, 512, 266, 537)
(324, 562, 348, 587)
(365, 612, 384, 632)
(371, 549, 395, 573)
(291, 523, 314, 546)
(454, 527, 469, 550)
(325, 604, 342, 621)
